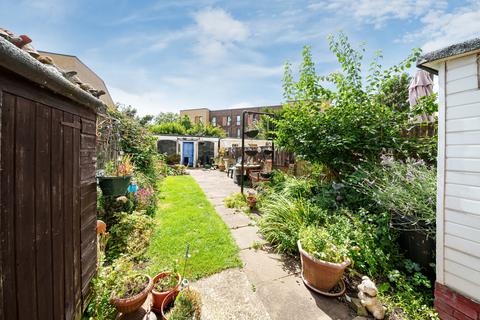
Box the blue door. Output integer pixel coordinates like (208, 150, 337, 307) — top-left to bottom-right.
(182, 142, 194, 167)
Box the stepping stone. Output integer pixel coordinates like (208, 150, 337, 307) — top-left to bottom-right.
(255, 274, 352, 320)
(240, 248, 300, 284)
(223, 213, 252, 229)
(192, 268, 271, 320)
(230, 226, 263, 250)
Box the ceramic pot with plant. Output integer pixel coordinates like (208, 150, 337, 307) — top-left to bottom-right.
(152, 272, 182, 310)
(298, 226, 350, 296)
(161, 288, 202, 320)
(246, 190, 257, 209)
(109, 273, 153, 314)
(98, 155, 134, 196)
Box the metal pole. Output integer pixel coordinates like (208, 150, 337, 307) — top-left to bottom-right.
(241, 111, 247, 194)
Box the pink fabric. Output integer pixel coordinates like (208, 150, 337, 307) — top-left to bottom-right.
(408, 70, 433, 106)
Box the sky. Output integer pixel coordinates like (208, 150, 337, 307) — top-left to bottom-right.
(1, 0, 480, 115)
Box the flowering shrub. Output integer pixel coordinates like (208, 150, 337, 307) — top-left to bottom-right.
(135, 187, 156, 214)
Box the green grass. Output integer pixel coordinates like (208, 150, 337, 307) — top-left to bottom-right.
(146, 175, 241, 280)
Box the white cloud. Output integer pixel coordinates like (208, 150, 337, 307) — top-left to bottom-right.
(193, 8, 250, 61)
(401, 3, 480, 51)
(308, 0, 443, 28)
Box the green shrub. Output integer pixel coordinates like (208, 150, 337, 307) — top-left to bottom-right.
(224, 193, 247, 209)
(86, 256, 137, 320)
(259, 194, 327, 254)
(354, 157, 437, 237)
(107, 211, 154, 261)
(299, 225, 349, 263)
(167, 289, 202, 320)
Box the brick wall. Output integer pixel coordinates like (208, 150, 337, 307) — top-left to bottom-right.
(435, 283, 480, 320)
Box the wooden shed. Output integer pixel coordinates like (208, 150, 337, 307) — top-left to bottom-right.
(0, 37, 102, 319)
(418, 38, 480, 319)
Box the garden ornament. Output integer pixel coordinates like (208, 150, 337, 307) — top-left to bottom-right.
(116, 195, 128, 203)
(128, 182, 139, 193)
(357, 276, 386, 319)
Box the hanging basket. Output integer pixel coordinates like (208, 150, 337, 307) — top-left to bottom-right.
(244, 129, 259, 138)
(98, 176, 132, 196)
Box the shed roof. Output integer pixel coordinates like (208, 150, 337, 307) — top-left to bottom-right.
(417, 37, 480, 73)
(0, 37, 104, 112)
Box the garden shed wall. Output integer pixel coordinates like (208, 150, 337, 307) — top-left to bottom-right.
(0, 37, 102, 320)
(418, 38, 480, 319)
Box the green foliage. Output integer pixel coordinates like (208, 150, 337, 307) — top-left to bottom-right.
(167, 289, 202, 320)
(353, 157, 437, 237)
(258, 194, 327, 254)
(108, 105, 160, 184)
(86, 256, 139, 320)
(155, 112, 179, 125)
(276, 33, 434, 174)
(299, 225, 348, 263)
(150, 122, 187, 135)
(149, 117, 226, 137)
(107, 211, 154, 261)
(375, 73, 411, 112)
(224, 193, 247, 209)
(154, 273, 179, 292)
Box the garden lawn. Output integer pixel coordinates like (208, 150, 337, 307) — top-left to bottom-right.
(146, 175, 241, 279)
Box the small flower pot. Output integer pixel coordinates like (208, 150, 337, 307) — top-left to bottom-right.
(218, 163, 226, 172)
(98, 176, 132, 196)
(152, 272, 181, 311)
(297, 241, 350, 295)
(244, 129, 259, 138)
(246, 196, 257, 209)
(110, 275, 153, 314)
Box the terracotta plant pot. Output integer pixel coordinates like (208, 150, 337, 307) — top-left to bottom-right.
(297, 241, 350, 294)
(152, 272, 181, 311)
(218, 163, 226, 172)
(110, 275, 153, 314)
(246, 196, 257, 209)
(160, 289, 179, 320)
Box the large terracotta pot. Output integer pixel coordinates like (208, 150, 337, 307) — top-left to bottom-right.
(160, 289, 179, 320)
(152, 272, 181, 310)
(297, 241, 350, 294)
(110, 275, 153, 314)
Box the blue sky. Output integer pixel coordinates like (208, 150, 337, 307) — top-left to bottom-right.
(1, 0, 479, 115)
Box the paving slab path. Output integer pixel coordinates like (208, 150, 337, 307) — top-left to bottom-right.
(189, 169, 353, 320)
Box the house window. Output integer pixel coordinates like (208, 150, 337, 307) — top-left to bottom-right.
(211, 116, 217, 127)
(237, 128, 241, 138)
(227, 116, 232, 126)
(222, 116, 227, 126)
(236, 115, 241, 125)
(195, 116, 203, 124)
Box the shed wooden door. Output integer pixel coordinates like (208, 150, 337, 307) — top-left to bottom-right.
(0, 72, 97, 320)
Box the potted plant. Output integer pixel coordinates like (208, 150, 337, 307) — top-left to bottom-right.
(246, 190, 257, 209)
(161, 288, 202, 320)
(152, 271, 182, 311)
(297, 226, 350, 295)
(109, 272, 153, 314)
(98, 155, 134, 196)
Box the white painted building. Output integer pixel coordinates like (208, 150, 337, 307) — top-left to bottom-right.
(155, 135, 272, 167)
(417, 38, 480, 317)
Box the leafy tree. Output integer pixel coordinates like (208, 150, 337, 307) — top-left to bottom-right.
(154, 112, 179, 125)
(179, 115, 193, 130)
(139, 114, 154, 126)
(150, 122, 187, 135)
(275, 33, 427, 175)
